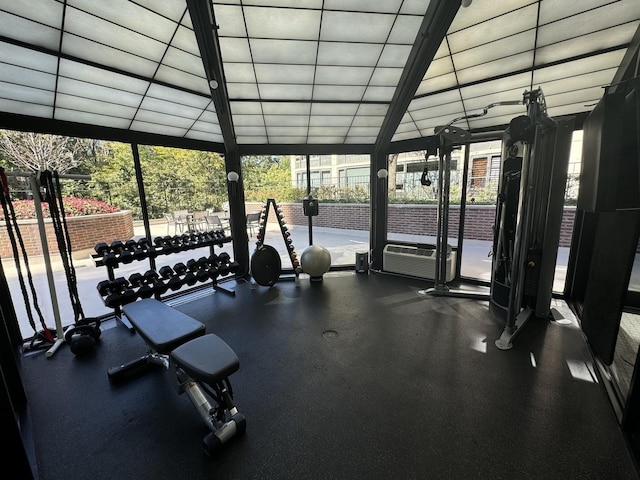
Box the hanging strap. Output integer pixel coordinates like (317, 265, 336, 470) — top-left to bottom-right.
(0, 167, 53, 342)
(41, 170, 85, 324)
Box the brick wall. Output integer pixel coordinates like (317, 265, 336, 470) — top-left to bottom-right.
(0, 210, 134, 258)
(247, 202, 577, 246)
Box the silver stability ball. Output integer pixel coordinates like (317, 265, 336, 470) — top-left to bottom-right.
(300, 245, 331, 281)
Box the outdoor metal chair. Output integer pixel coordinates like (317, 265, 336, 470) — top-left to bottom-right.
(164, 212, 186, 234)
(246, 212, 261, 237)
(205, 215, 226, 232)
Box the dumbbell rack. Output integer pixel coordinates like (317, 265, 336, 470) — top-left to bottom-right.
(93, 230, 236, 331)
(254, 198, 301, 279)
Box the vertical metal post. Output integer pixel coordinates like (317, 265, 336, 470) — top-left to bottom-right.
(29, 175, 64, 357)
(433, 140, 450, 291)
(131, 144, 154, 270)
(306, 154, 313, 245)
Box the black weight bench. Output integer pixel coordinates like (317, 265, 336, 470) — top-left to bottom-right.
(108, 298, 245, 454)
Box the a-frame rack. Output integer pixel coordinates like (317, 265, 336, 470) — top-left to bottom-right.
(250, 198, 301, 285)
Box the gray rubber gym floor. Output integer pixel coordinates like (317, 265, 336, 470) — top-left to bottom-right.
(19, 272, 640, 479)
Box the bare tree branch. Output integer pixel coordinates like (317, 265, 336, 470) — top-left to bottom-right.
(0, 131, 80, 173)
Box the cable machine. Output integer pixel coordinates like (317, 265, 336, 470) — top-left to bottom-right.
(2, 170, 91, 357)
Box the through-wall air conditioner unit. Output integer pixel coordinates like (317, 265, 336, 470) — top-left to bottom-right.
(383, 244, 456, 282)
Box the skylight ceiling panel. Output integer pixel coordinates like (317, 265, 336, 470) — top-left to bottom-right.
(392, 129, 422, 142)
(545, 87, 605, 110)
(227, 83, 260, 99)
(135, 0, 188, 22)
(452, 30, 536, 71)
(423, 55, 455, 80)
(356, 103, 389, 116)
(535, 23, 639, 66)
(130, 121, 189, 137)
(409, 90, 462, 112)
(184, 129, 224, 143)
(313, 85, 366, 101)
(250, 39, 317, 64)
(146, 83, 211, 110)
(410, 99, 465, 122)
(138, 96, 204, 121)
(317, 42, 384, 67)
(270, 136, 308, 144)
(198, 108, 220, 124)
(58, 59, 149, 94)
(134, 109, 196, 130)
(395, 119, 419, 134)
(538, 0, 616, 24)
(56, 93, 136, 119)
(162, 47, 206, 78)
(0, 82, 53, 107)
(0, 98, 53, 118)
(388, 14, 424, 44)
(244, 6, 320, 40)
(315, 66, 374, 86)
(0, 11, 61, 50)
(459, 72, 530, 101)
(539, 0, 640, 47)
(218, 38, 253, 63)
(69, 0, 177, 41)
(235, 126, 267, 136)
(456, 51, 534, 85)
(463, 88, 530, 113)
(321, 11, 395, 43)
(345, 135, 376, 144)
(539, 70, 616, 98)
(447, 4, 537, 54)
(415, 73, 458, 96)
(64, 7, 167, 62)
(370, 67, 403, 87)
(260, 84, 313, 100)
(214, 4, 248, 37)
(226, 64, 258, 84)
(154, 66, 209, 95)
(230, 102, 262, 115)
(308, 135, 348, 144)
(233, 114, 265, 127)
(416, 113, 466, 133)
(236, 135, 268, 144)
(311, 103, 359, 116)
(546, 103, 595, 119)
(172, 25, 202, 56)
(468, 113, 521, 130)
(325, 0, 404, 14)
(239, 0, 322, 8)
(533, 52, 625, 84)
(263, 114, 309, 127)
(378, 44, 413, 67)
(362, 86, 395, 102)
(309, 115, 353, 127)
(262, 102, 310, 115)
(56, 78, 142, 109)
(267, 126, 308, 137)
(351, 115, 385, 127)
(1, 64, 56, 91)
(448, 0, 533, 32)
(254, 64, 315, 85)
(62, 35, 159, 78)
(55, 109, 131, 128)
(2, 0, 63, 30)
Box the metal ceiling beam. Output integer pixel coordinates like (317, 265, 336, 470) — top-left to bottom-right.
(374, 0, 461, 155)
(0, 112, 225, 152)
(186, 0, 237, 156)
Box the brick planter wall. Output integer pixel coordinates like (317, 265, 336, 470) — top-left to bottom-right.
(247, 202, 577, 247)
(0, 210, 134, 258)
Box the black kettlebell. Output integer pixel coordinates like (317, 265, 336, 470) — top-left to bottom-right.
(64, 318, 101, 356)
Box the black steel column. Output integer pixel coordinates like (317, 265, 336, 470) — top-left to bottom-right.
(131, 143, 154, 270)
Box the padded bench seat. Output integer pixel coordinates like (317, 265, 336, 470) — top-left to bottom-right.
(172, 334, 240, 385)
(123, 298, 205, 354)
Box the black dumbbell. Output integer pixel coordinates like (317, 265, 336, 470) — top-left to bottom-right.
(159, 265, 174, 279)
(173, 262, 187, 275)
(187, 259, 200, 272)
(128, 272, 145, 287)
(137, 283, 154, 298)
(183, 271, 197, 286)
(94, 242, 110, 256)
(97, 277, 128, 297)
(196, 269, 210, 283)
(151, 277, 169, 295)
(167, 275, 183, 291)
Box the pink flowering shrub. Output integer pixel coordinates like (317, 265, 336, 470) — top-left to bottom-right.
(1, 197, 119, 220)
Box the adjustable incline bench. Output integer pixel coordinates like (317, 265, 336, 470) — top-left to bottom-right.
(108, 298, 246, 454)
